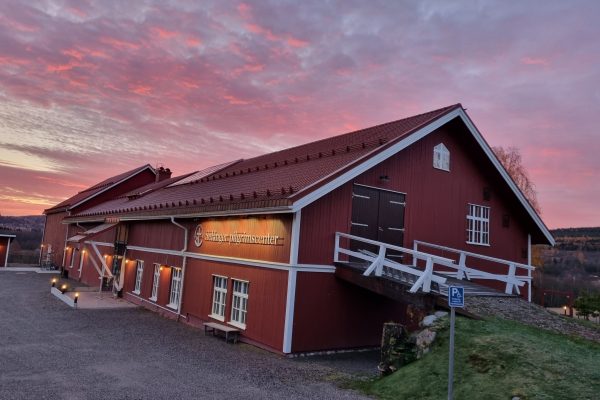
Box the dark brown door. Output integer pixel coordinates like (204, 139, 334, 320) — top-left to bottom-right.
(350, 184, 406, 262)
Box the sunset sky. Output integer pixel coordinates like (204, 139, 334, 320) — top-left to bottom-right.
(0, 0, 598, 228)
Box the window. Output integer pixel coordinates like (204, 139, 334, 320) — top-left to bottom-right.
(230, 280, 249, 329)
(133, 260, 144, 294)
(167, 267, 182, 309)
(467, 204, 490, 245)
(433, 143, 450, 171)
(150, 263, 160, 301)
(211, 276, 228, 321)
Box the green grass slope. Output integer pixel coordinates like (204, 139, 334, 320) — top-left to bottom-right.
(354, 317, 600, 400)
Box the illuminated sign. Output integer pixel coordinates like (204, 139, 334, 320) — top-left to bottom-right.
(193, 224, 282, 247)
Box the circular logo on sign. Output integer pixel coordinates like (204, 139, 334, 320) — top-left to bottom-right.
(194, 224, 203, 247)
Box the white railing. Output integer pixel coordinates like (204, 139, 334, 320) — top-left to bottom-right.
(413, 240, 534, 298)
(334, 232, 449, 294)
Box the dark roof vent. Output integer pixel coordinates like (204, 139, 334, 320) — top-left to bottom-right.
(253, 191, 257, 198)
(266, 190, 271, 197)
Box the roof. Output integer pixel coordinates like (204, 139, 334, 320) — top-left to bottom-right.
(62, 104, 554, 245)
(68, 104, 459, 219)
(44, 164, 155, 214)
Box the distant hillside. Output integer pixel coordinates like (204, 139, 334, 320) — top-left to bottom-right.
(0, 215, 45, 264)
(535, 227, 600, 303)
(0, 215, 45, 233)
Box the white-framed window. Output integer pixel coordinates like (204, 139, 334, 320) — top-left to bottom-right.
(210, 275, 228, 321)
(433, 143, 450, 171)
(167, 267, 182, 309)
(133, 260, 144, 294)
(229, 279, 249, 329)
(150, 263, 160, 301)
(467, 204, 490, 245)
(69, 249, 76, 269)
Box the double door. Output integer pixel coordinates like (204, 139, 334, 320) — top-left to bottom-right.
(350, 184, 406, 262)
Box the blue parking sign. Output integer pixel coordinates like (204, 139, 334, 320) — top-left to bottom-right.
(448, 286, 464, 308)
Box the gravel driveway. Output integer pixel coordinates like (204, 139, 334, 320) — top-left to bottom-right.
(0, 271, 375, 400)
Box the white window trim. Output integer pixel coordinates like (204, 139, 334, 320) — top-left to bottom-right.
(433, 143, 450, 172)
(133, 260, 144, 295)
(229, 279, 249, 330)
(166, 267, 182, 309)
(149, 263, 160, 302)
(466, 203, 491, 246)
(210, 275, 228, 322)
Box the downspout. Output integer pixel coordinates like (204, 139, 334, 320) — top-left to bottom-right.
(170, 217, 188, 318)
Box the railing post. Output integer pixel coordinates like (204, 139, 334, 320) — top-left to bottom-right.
(457, 252, 467, 280)
(423, 256, 433, 292)
(505, 263, 516, 295)
(375, 245, 386, 277)
(413, 242, 418, 267)
(334, 233, 340, 263)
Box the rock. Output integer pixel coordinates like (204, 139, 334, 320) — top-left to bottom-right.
(434, 311, 448, 318)
(421, 315, 437, 327)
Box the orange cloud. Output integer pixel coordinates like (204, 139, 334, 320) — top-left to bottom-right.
(521, 57, 549, 66)
(152, 27, 179, 39)
(186, 37, 202, 47)
(130, 85, 152, 95)
(100, 36, 141, 50)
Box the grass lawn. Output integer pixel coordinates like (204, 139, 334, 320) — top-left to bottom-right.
(352, 317, 600, 400)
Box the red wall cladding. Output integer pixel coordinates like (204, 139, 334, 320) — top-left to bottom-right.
(291, 271, 424, 352)
(0, 237, 10, 267)
(181, 258, 288, 352)
(127, 220, 185, 251)
(42, 212, 68, 266)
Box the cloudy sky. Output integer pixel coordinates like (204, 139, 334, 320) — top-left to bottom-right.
(0, 0, 598, 228)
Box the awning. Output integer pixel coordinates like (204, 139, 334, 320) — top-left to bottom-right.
(84, 222, 117, 235)
(67, 235, 87, 243)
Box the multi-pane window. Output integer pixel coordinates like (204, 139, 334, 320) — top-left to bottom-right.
(150, 263, 160, 301)
(230, 280, 249, 329)
(467, 204, 490, 245)
(168, 267, 182, 308)
(211, 276, 228, 321)
(433, 143, 450, 171)
(133, 260, 144, 294)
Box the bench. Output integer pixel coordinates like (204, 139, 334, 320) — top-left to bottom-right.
(203, 321, 240, 344)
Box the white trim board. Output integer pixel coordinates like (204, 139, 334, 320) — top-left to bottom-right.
(283, 210, 302, 354)
(126, 244, 335, 273)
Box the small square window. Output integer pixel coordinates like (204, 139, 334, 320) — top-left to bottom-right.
(433, 143, 450, 171)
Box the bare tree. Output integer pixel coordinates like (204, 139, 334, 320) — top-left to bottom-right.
(492, 146, 541, 214)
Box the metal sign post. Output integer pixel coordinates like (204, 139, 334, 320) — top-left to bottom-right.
(448, 286, 464, 400)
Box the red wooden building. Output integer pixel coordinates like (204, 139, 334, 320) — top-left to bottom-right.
(42, 104, 554, 354)
(0, 234, 16, 267)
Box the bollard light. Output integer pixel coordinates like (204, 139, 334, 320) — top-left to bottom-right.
(74, 292, 79, 304)
(563, 305, 567, 315)
(51, 278, 57, 287)
(60, 284, 68, 294)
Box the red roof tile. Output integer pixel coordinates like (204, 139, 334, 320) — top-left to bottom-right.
(44, 164, 155, 214)
(67, 104, 461, 220)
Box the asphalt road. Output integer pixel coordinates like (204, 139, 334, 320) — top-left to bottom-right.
(0, 271, 375, 400)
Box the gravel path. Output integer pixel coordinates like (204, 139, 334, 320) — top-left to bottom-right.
(465, 295, 600, 342)
(0, 272, 376, 400)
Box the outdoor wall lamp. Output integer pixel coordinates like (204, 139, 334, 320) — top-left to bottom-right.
(379, 175, 390, 182)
